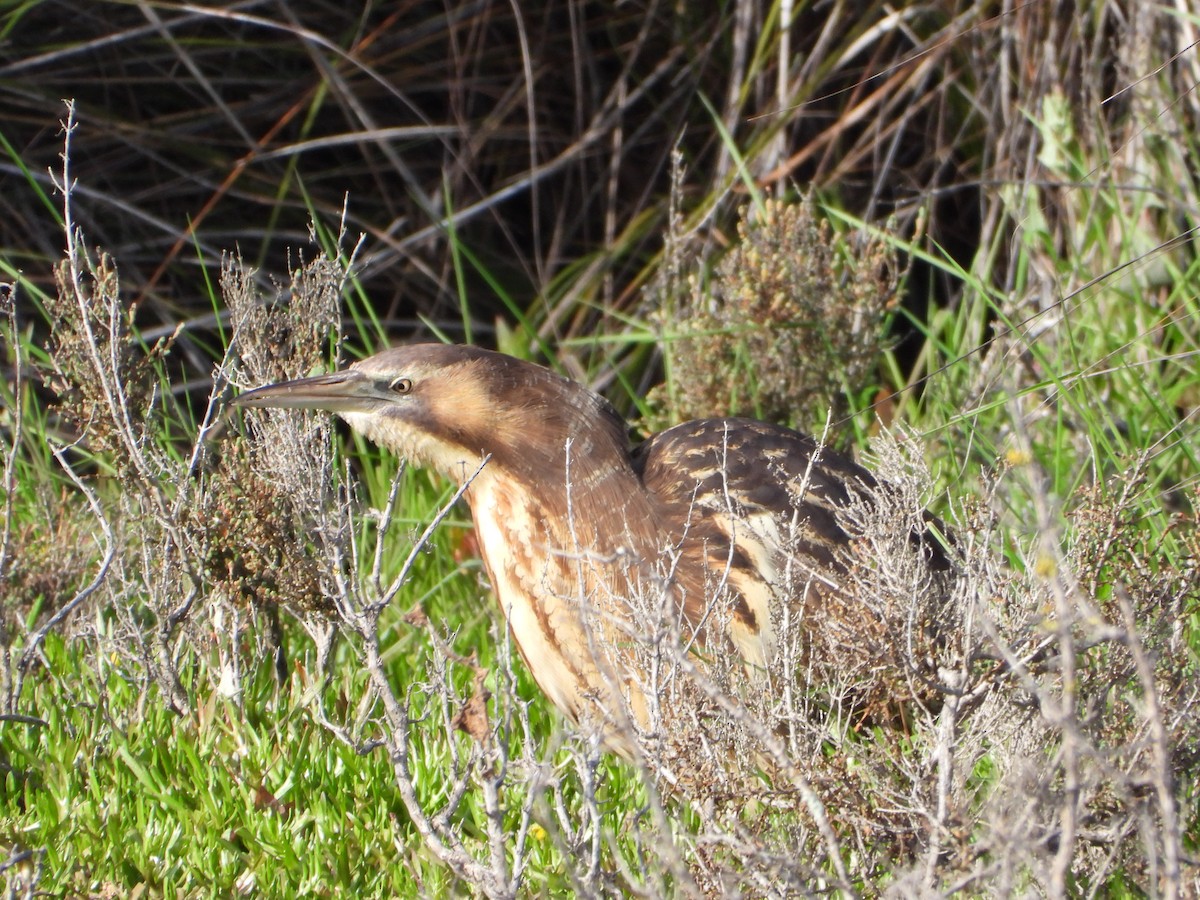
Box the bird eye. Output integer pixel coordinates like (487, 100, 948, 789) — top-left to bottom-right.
(389, 377, 414, 395)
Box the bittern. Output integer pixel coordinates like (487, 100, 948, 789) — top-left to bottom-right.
(236, 344, 950, 756)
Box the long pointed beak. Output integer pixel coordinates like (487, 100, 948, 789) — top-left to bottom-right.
(233, 370, 383, 413)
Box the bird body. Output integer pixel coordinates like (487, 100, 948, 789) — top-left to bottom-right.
(236, 344, 948, 755)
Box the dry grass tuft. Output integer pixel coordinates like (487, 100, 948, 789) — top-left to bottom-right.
(20, 164, 351, 707)
(1, 502, 96, 625)
(210, 253, 346, 620)
(649, 196, 897, 435)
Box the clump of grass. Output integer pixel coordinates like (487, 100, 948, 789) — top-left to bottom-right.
(648, 196, 898, 437)
(1, 503, 96, 626)
(44, 250, 165, 461)
(13, 115, 352, 710)
(204, 254, 345, 622)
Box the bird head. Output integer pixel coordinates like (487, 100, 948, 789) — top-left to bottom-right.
(234, 343, 630, 485)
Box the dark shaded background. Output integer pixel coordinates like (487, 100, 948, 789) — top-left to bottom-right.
(2, 1, 1186, 391)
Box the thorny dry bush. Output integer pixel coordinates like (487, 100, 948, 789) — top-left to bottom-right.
(646, 191, 899, 437)
(0, 108, 354, 716)
(575, 423, 1197, 897)
(7, 233, 189, 711)
(3, 197, 355, 719)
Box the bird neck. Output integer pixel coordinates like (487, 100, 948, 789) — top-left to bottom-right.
(466, 415, 662, 565)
